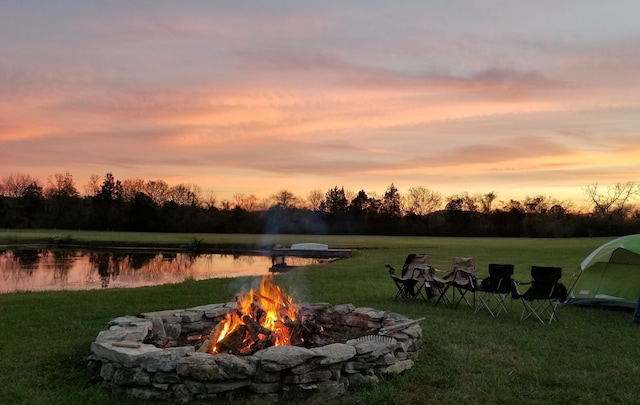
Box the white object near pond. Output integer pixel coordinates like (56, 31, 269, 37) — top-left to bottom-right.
(290, 243, 329, 250)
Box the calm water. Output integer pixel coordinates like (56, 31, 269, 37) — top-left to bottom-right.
(0, 249, 322, 293)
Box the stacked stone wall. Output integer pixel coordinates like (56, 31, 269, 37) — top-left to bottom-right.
(87, 303, 422, 402)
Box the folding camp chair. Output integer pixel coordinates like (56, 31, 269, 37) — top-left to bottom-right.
(436, 257, 477, 308)
(512, 265, 568, 324)
(385, 254, 432, 301)
(475, 263, 514, 317)
(421, 265, 448, 301)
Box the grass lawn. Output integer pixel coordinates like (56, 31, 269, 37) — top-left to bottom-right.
(0, 230, 637, 404)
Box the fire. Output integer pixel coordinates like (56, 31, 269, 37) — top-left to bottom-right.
(209, 275, 300, 355)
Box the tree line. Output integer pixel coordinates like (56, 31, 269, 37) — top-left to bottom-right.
(1, 172, 639, 237)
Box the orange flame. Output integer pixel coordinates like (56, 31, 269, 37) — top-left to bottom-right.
(210, 275, 299, 354)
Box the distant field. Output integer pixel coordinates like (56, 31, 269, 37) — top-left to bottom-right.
(0, 229, 611, 280)
(0, 230, 631, 405)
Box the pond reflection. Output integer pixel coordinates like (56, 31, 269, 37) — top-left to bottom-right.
(0, 248, 323, 293)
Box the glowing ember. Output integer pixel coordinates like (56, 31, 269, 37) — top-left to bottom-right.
(209, 275, 306, 355)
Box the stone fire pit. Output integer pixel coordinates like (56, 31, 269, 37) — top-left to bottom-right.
(87, 302, 422, 402)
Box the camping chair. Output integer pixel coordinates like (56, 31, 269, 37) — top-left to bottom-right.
(385, 254, 432, 301)
(474, 263, 515, 317)
(512, 265, 568, 324)
(421, 265, 448, 302)
(436, 257, 477, 308)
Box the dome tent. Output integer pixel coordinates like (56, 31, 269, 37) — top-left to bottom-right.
(566, 235, 640, 308)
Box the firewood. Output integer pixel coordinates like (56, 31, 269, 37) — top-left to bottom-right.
(197, 338, 211, 353)
(242, 314, 274, 341)
(250, 301, 266, 323)
(268, 282, 292, 306)
(379, 317, 425, 335)
(246, 337, 275, 355)
(206, 322, 225, 350)
(215, 325, 248, 354)
(253, 291, 276, 306)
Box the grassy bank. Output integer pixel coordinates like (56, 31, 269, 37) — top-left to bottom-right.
(0, 230, 634, 404)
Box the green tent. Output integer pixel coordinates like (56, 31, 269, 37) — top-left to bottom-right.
(566, 235, 640, 308)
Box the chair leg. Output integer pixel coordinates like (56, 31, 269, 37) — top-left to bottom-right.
(520, 299, 559, 324)
(446, 285, 475, 308)
(435, 285, 453, 307)
(476, 292, 510, 317)
(475, 292, 497, 317)
(392, 278, 427, 302)
(414, 281, 428, 301)
(520, 300, 542, 323)
(456, 288, 475, 308)
(493, 293, 510, 316)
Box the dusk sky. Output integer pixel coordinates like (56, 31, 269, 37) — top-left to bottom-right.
(2, 1, 639, 208)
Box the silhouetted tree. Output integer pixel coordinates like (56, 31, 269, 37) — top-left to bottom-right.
(1, 173, 37, 197)
(350, 190, 369, 214)
(480, 191, 497, 213)
(306, 189, 324, 211)
(144, 179, 170, 205)
(234, 193, 259, 211)
(405, 186, 442, 216)
(83, 174, 101, 197)
(380, 183, 401, 217)
(43, 172, 83, 228)
(45, 172, 79, 199)
(270, 189, 299, 209)
(322, 186, 348, 216)
(121, 178, 146, 201)
(96, 173, 123, 201)
(585, 182, 639, 220)
(168, 183, 201, 206)
(445, 197, 464, 211)
(127, 192, 159, 231)
(19, 182, 44, 227)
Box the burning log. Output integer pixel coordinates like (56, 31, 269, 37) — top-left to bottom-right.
(214, 324, 248, 354)
(208, 275, 331, 355)
(252, 291, 276, 306)
(284, 317, 306, 346)
(196, 338, 211, 353)
(242, 314, 274, 342)
(249, 300, 266, 324)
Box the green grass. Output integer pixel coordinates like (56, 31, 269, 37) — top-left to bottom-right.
(0, 230, 635, 404)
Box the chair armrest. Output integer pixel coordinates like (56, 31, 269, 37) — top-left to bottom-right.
(406, 266, 432, 280)
(551, 283, 568, 301)
(495, 277, 515, 291)
(511, 280, 531, 298)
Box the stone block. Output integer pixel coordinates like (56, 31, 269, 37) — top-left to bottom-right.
(178, 310, 203, 323)
(311, 343, 356, 365)
(141, 346, 194, 373)
(139, 310, 183, 323)
(153, 372, 181, 384)
(91, 342, 162, 368)
(253, 345, 316, 372)
(283, 369, 332, 384)
(346, 372, 379, 387)
(380, 359, 414, 376)
(249, 382, 282, 394)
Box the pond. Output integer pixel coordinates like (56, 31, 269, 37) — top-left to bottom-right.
(0, 248, 327, 294)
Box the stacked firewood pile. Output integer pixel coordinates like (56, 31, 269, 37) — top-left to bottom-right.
(206, 289, 327, 355)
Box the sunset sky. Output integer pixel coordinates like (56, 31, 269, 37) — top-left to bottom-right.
(2, 1, 639, 208)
